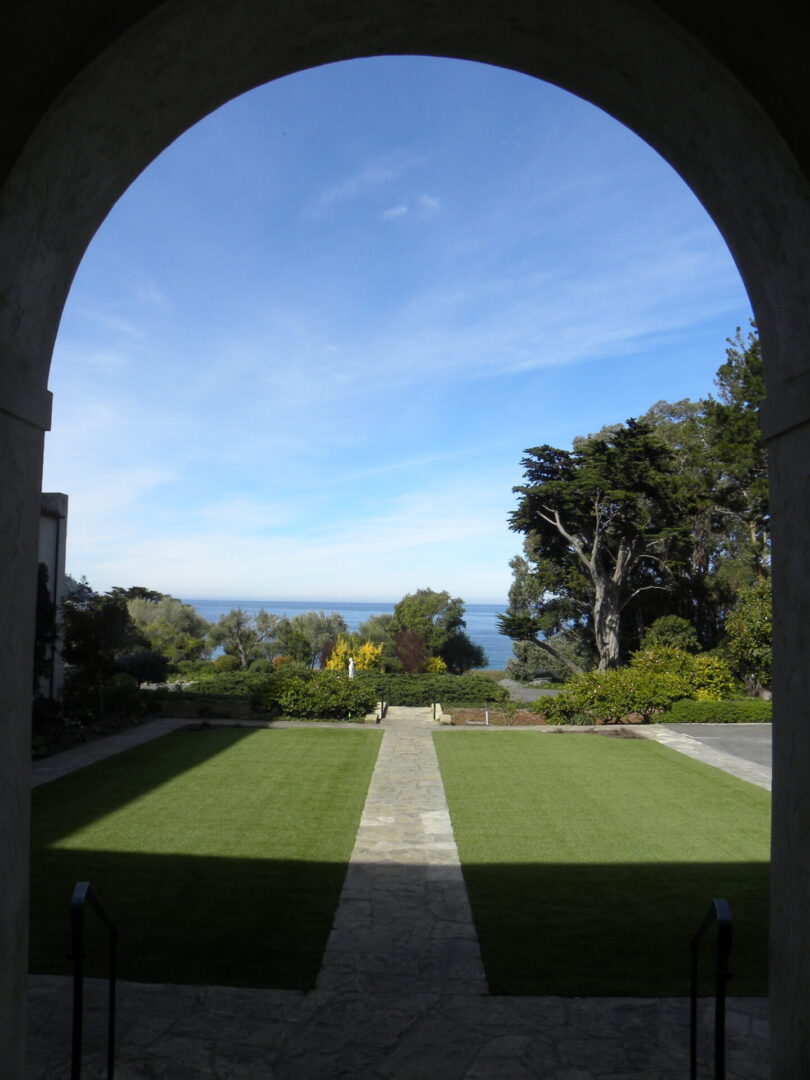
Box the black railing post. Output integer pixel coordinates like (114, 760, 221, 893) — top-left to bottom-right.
(690, 898, 732, 1080)
(71, 881, 117, 1080)
(70, 889, 85, 1080)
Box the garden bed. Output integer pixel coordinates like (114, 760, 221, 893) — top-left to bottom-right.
(448, 707, 544, 726)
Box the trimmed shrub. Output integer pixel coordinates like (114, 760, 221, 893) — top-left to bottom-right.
(179, 670, 277, 696)
(355, 672, 509, 707)
(630, 645, 735, 701)
(691, 654, 737, 700)
(630, 645, 696, 681)
(536, 666, 689, 725)
(664, 698, 772, 723)
(275, 672, 378, 720)
(640, 615, 700, 653)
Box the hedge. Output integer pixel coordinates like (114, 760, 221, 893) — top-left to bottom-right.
(176, 670, 277, 696)
(262, 672, 377, 720)
(534, 666, 688, 726)
(663, 698, 772, 723)
(176, 669, 509, 710)
(355, 672, 509, 707)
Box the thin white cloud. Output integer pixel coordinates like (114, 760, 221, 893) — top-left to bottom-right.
(132, 273, 170, 311)
(74, 306, 144, 339)
(382, 204, 408, 219)
(304, 152, 419, 216)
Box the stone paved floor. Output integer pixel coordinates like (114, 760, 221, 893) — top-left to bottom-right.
(27, 710, 770, 1078)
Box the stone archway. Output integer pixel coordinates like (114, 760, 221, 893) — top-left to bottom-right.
(3, 2, 809, 1075)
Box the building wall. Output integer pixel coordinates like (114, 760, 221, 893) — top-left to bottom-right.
(37, 493, 68, 699)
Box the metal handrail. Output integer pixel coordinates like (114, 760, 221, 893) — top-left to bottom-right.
(690, 898, 733, 1080)
(71, 881, 117, 1080)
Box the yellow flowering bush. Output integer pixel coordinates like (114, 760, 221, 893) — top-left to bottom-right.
(423, 656, 447, 673)
(325, 636, 384, 671)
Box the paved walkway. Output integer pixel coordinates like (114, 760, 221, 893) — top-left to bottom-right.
(637, 725, 771, 791)
(316, 705, 487, 998)
(27, 711, 770, 1078)
(665, 723, 772, 771)
(498, 679, 560, 704)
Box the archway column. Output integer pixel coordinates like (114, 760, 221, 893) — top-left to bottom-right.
(0, 406, 46, 1077)
(763, 385, 810, 1078)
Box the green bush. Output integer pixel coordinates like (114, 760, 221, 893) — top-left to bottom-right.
(178, 670, 276, 696)
(355, 672, 509, 706)
(630, 645, 735, 701)
(639, 615, 700, 653)
(178, 659, 212, 673)
(102, 672, 145, 718)
(691, 654, 738, 700)
(536, 666, 689, 725)
(275, 672, 378, 720)
(115, 648, 170, 686)
(211, 654, 241, 672)
(664, 698, 772, 723)
(629, 645, 697, 681)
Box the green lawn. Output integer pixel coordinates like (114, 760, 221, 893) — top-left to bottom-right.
(434, 731, 770, 996)
(30, 727, 381, 989)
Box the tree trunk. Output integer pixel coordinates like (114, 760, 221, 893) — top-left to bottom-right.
(593, 578, 622, 670)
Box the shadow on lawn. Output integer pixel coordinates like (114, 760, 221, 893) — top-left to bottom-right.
(462, 860, 769, 997)
(29, 848, 348, 990)
(32, 728, 258, 847)
(30, 853, 768, 996)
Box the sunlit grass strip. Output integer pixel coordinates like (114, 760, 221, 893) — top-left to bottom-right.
(30, 728, 382, 989)
(434, 732, 770, 995)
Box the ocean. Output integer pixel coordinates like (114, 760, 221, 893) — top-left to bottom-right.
(182, 598, 513, 670)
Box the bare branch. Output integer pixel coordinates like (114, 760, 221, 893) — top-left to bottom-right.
(618, 583, 669, 612)
(528, 634, 585, 676)
(538, 504, 592, 572)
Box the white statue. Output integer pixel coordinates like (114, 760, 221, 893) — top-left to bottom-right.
(348, 657, 356, 679)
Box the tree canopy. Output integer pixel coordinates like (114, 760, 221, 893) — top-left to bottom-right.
(502, 323, 770, 679)
(208, 608, 280, 669)
(502, 419, 689, 670)
(391, 588, 487, 673)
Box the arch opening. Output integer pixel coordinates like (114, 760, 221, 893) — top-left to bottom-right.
(3, 4, 810, 1076)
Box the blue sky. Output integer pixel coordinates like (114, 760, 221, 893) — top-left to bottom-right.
(43, 56, 753, 603)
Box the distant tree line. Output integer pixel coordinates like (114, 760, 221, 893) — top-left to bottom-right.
(38, 579, 488, 724)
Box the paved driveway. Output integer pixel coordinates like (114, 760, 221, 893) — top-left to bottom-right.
(665, 723, 772, 769)
(498, 678, 561, 703)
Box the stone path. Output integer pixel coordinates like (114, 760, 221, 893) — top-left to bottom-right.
(316, 705, 487, 997)
(26, 710, 770, 1078)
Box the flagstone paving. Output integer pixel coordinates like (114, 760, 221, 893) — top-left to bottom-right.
(26, 709, 770, 1078)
